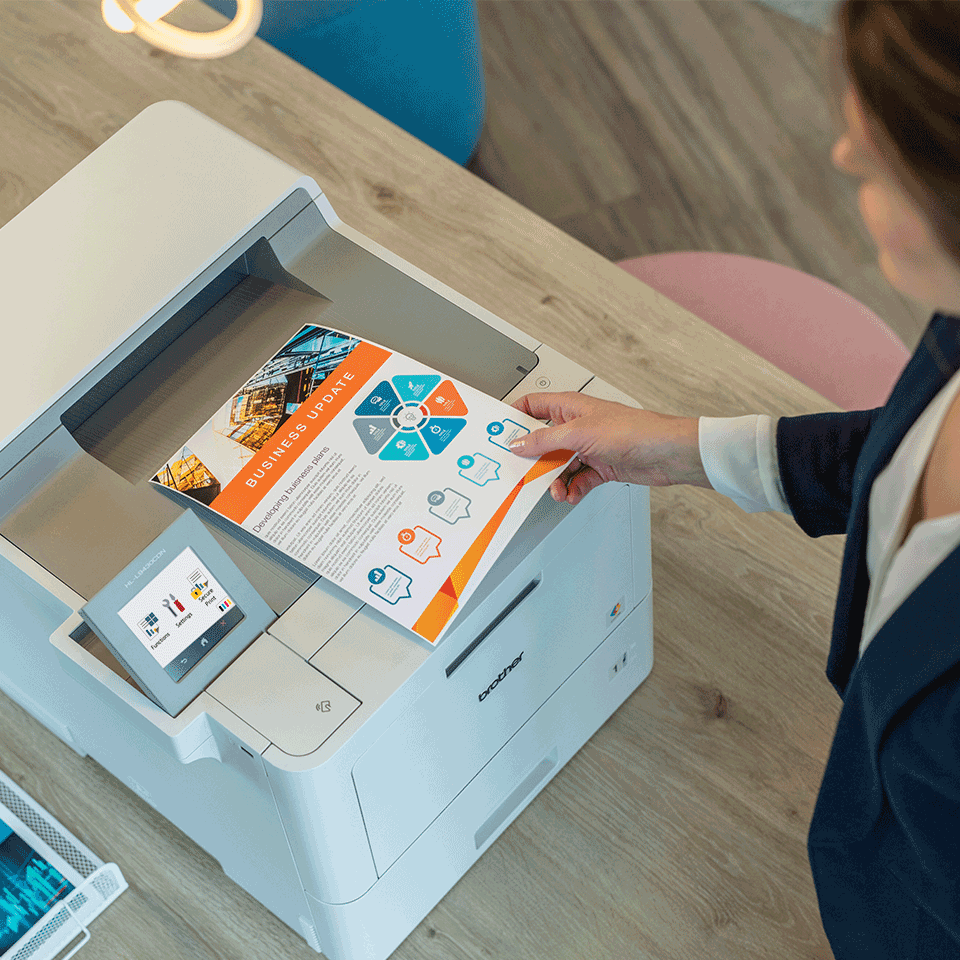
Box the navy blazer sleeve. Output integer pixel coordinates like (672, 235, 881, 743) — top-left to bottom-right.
(776, 409, 885, 538)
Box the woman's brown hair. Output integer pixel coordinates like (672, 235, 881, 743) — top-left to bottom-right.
(834, 0, 960, 264)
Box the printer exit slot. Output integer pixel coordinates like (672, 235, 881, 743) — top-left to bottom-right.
(445, 577, 541, 679)
(67, 275, 332, 485)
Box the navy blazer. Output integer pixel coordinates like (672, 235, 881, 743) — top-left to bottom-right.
(775, 311, 960, 958)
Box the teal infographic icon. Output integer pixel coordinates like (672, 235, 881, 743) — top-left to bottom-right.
(353, 375, 468, 461)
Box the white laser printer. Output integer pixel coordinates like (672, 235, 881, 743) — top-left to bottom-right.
(0, 102, 653, 960)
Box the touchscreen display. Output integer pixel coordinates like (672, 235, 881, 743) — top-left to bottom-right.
(118, 546, 245, 682)
(0, 819, 75, 953)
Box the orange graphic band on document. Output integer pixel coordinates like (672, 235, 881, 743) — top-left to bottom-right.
(212, 341, 390, 524)
(413, 449, 574, 642)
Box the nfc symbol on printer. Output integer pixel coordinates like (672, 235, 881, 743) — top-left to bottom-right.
(316, 701, 331, 713)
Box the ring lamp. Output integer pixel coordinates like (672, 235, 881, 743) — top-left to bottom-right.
(102, 0, 263, 59)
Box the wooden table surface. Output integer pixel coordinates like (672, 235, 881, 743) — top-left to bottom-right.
(0, 3, 843, 958)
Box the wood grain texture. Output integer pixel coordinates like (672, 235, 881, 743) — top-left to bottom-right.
(470, 0, 932, 355)
(0, 2, 850, 958)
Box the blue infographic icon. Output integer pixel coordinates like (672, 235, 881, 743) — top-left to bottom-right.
(368, 565, 413, 604)
(487, 418, 530, 451)
(458, 453, 501, 486)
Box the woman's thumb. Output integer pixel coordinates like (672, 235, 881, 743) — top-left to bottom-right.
(510, 422, 575, 458)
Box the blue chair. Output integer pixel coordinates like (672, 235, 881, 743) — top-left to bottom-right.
(204, 0, 486, 165)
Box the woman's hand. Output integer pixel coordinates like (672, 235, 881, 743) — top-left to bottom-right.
(510, 392, 712, 505)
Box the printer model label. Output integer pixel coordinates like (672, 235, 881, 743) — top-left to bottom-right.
(151, 324, 573, 645)
(117, 546, 244, 682)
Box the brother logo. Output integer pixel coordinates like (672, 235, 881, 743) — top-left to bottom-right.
(478, 652, 523, 703)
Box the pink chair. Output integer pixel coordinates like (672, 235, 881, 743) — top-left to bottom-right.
(617, 252, 911, 410)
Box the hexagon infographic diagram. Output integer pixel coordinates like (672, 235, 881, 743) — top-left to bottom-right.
(353, 375, 468, 461)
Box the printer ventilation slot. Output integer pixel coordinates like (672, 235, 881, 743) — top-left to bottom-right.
(445, 577, 540, 679)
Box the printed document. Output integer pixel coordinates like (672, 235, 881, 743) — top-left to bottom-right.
(152, 325, 572, 642)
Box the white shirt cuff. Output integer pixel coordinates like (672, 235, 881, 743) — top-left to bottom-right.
(698, 416, 791, 515)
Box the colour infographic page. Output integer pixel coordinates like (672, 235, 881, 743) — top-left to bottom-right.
(152, 325, 572, 643)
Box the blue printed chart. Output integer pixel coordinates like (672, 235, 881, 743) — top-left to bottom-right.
(353, 375, 468, 460)
(0, 820, 74, 953)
